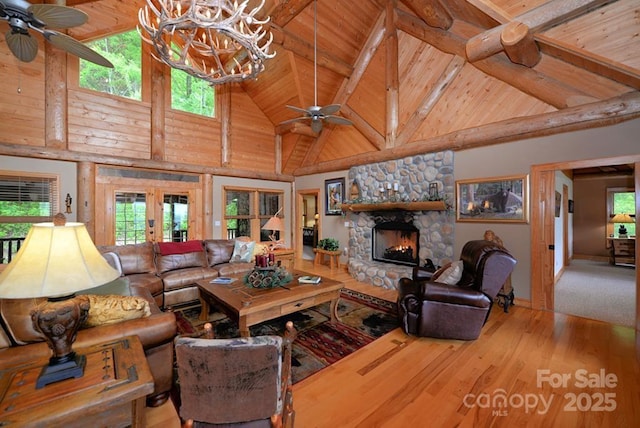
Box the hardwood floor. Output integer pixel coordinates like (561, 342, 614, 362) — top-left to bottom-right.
(145, 259, 640, 427)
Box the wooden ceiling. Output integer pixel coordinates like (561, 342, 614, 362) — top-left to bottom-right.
(65, 1, 640, 175)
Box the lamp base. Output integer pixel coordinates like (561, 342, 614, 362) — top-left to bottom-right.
(36, 352, 86, 389)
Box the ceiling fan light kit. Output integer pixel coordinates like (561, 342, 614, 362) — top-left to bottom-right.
(0, 0, 113, 67)
(138, 0, 276, 86)
(280, 0, 353, 134)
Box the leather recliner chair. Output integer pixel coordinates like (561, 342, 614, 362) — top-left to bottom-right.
(397, 240, 516, 340)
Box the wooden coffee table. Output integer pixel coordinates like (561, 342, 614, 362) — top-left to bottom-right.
(197, 270, 344, 337)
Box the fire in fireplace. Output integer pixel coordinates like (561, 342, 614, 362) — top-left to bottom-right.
(372, 221, 419, 266)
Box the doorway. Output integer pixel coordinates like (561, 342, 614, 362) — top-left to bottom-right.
(296, 189, 320, 261)
(530, 155, 639, 330)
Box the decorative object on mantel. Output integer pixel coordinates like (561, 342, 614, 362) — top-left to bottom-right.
(138, 0, 275, 85)
(350, 179, 361, 201)
(243, 266, 292, 289)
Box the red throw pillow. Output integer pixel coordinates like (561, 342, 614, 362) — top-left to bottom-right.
(158, 240, 203, 255)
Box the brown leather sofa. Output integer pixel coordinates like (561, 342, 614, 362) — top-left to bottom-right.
(397, 240, 516, 340)
(0, 279, 177, 407)
(99, 239, 255, 309)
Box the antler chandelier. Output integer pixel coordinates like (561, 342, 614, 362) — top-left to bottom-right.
(138, 0, 275, 85)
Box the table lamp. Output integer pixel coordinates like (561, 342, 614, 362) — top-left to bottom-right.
(610, 213, 634, 237)
(0, 214, 119, 388)
(262, 208, 285, 249)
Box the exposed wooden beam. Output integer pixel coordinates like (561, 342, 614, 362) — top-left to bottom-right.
(473, 53, 596, 109)
(466, 0, 617, 63)
(536, 34, 640, 90)
(400, 0, 453, 30)
(386, 0, 399, 150)
(269, 0, 313, 27)
(275, 134, 282, 174)
(397, 55, 465, 146)
(501, 21, 541, 67)
(340, 105, 385, 150)
(294, 92, 640, 176)
(275, 121, 318, 137)
(395, 9, 466, 57)
(0, 143, 295, 182)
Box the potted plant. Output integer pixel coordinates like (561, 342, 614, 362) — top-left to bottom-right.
(317, 238, 340, 251)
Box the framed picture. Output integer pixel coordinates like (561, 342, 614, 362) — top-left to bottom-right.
(325, 178, 345, 215)
(456, 174, 529, 223)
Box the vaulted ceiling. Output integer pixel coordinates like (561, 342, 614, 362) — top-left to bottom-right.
(67, 0, 640, 175)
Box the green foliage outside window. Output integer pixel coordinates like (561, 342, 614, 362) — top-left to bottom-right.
(171, 68, 215, 117)
(613, 191, 636, 236)
(80, 31, 142, 101)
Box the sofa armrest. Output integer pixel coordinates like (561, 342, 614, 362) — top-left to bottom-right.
(422, 281, 492, 309)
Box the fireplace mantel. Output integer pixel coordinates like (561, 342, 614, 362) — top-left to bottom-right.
(340, 200, 447, 212)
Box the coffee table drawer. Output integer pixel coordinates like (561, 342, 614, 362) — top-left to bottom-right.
(281, 296, 317, 314)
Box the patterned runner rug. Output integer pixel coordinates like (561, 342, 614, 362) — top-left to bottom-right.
(175, 288, 399, 383)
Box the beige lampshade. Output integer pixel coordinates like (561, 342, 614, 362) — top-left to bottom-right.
(262, 216, 284, 232)
(0, 221, 119, 298)
(610, 213, 634, 224)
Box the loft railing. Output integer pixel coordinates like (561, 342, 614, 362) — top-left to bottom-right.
(1, 237, 25, 264)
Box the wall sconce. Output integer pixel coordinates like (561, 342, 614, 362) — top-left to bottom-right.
(65, 193, 72, 214)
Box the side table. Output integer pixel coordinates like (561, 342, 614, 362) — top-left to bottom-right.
(314, 248, 342, 269)
(0, 335, 154, 427)
(272, 248, 295, 271)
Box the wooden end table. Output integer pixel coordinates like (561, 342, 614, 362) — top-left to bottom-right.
(197, 270, 344, 337)
(0, 336, 154, 427)
(314, 248, 342, 269)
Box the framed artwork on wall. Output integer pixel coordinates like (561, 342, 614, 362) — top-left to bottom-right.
(456, 174, 529, 223)
(325, 178, 344, 215)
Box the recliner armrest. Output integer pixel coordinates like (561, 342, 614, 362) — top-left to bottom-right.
(422, 281, 492, 309)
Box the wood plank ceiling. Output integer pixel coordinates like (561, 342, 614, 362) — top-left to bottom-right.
(62, 1, 640, 175)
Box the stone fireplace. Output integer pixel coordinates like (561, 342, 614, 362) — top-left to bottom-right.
(345, 151, 455, 289)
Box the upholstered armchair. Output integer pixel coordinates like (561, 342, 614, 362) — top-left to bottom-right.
(175, 322, 297, 428)
(397, 240, 516, 340)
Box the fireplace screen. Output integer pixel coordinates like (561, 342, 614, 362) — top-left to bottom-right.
(372, 221, 419, 266)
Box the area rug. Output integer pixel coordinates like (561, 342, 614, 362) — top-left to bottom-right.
(174, 288, 399, 383)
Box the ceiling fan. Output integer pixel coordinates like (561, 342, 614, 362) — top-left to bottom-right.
(0, 0, 113, 67)
(280, 0, 352, 134)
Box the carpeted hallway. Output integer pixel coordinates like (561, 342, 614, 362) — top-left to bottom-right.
(554, 259, 636, 327)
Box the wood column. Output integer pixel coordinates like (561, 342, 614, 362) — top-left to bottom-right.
(203, 173, 213, 239)
(44, 19, 67, 150)
(219, 84, 232, 166)
(77, 161, 96, 239)
(147, 43, 165, 161)
(385, 0, 399, 150)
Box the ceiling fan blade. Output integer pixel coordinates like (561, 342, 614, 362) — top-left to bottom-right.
(319, 104, 341, 115)
(43, 30, 113, 67)
(325, 115, 353, 126)
(311, 119, 323, 133)
(286, 105, 311, 115)
(279, 117, 308, 126)
(29, 4, 88, 29)
(5, 30, 38, 62)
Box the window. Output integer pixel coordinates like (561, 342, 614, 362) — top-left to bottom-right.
(79, 30, 142, 101)
(223, 188, 283, 242)
(0, 172, 59, 262)
(607, 188, 636, 237)
(171, 68, 215, 117)
(163, 194, 189, 242)
(114, 192, 147, 245)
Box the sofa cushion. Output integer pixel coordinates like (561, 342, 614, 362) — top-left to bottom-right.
(98, 242, 155, 276)
(433, 260, 463, 285)
(204, 239, 235, 266)
(155, 242, 207, 274)
(161, 267, 219, 292)
(84, 295, 151, 328)
(215, 262, 255, 276)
